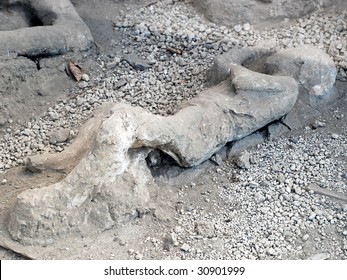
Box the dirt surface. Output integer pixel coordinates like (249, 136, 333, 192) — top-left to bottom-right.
(0, 0, 346, 260)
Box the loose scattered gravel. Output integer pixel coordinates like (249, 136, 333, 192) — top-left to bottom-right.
(164, 129, 347, 260)
(0, 0, 346, 260)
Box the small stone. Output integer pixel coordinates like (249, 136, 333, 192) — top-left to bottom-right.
(255, 192, 266, 203)
(210, 153, 222, 166)
(174, 226, 183, 234)
(267, 248, 277, 256)
(294, 186, 302, 195)
(234, 25, 242, 33)
(168, 232, 178, 244)
(309, 212, 316, 221)
(176, 57, 186, 66)
(22, 129, 32, 136)
(180, 243, 190, 252)
(146, 149, 162, 167)
(312, 120, 326, 129)
(123, 53, 152, 70)
(81, 74, 90, 82)
(261, 207, 270, 214)
(49, 128, 70, 144)
(48, 111, 60, 121)
(331, 134, 339, 139)
(78, 81, 89, 88)
(243, 23, 251, 31)
(277, 173, 285, 183)
(234, 150, 251, 169)
(249, 181, 259, 188)
(302, 234, 309, 241)
(113, 79, 127, 90)
(293, 201, 301, 207)
(1, 179, 7, 185)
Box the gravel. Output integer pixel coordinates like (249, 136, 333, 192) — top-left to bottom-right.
(0, 0, 346, 260)
(146, 128, 346, 260)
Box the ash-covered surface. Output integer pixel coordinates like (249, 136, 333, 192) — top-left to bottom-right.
(0, 0, 346, 260)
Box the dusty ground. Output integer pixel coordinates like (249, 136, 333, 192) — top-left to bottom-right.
(0, 0, 346, 260)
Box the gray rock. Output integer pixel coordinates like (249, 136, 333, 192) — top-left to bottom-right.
(78, 81, 89, 89)
(81, 74, 90, 82)
(180, 243, 191, 252)
(210, 153, 223, 166)
(146, 149, 162, 167)
(48, 111, 60, 121)
(49, 128, 71, 144)
(312, 120, 326, 129)
(22, 129, 33, 137)
(302, 234, 309, 241)
(209, 44, 337, 130)
(254, 192, 266, 203)
(113, 79, 127, 90)
(234, 150, 251, 170)
(123, 53, 152, 71)
(266, 45, 339, 129)
(266, 46, 337, 97)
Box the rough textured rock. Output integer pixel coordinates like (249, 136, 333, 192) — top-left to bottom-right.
(0, 0, 93, 57)
(49, 128, 71, 144)
(9, 146, 153, 246)
(234, 150, 251, 170)
(5, 47, 300, 245)
(209, 46, 339, 130)
(123, 53, 152, 71)
(265, 46, 337, 97)
(265, 45, 339, 128)
(192, 0, 343, 27)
